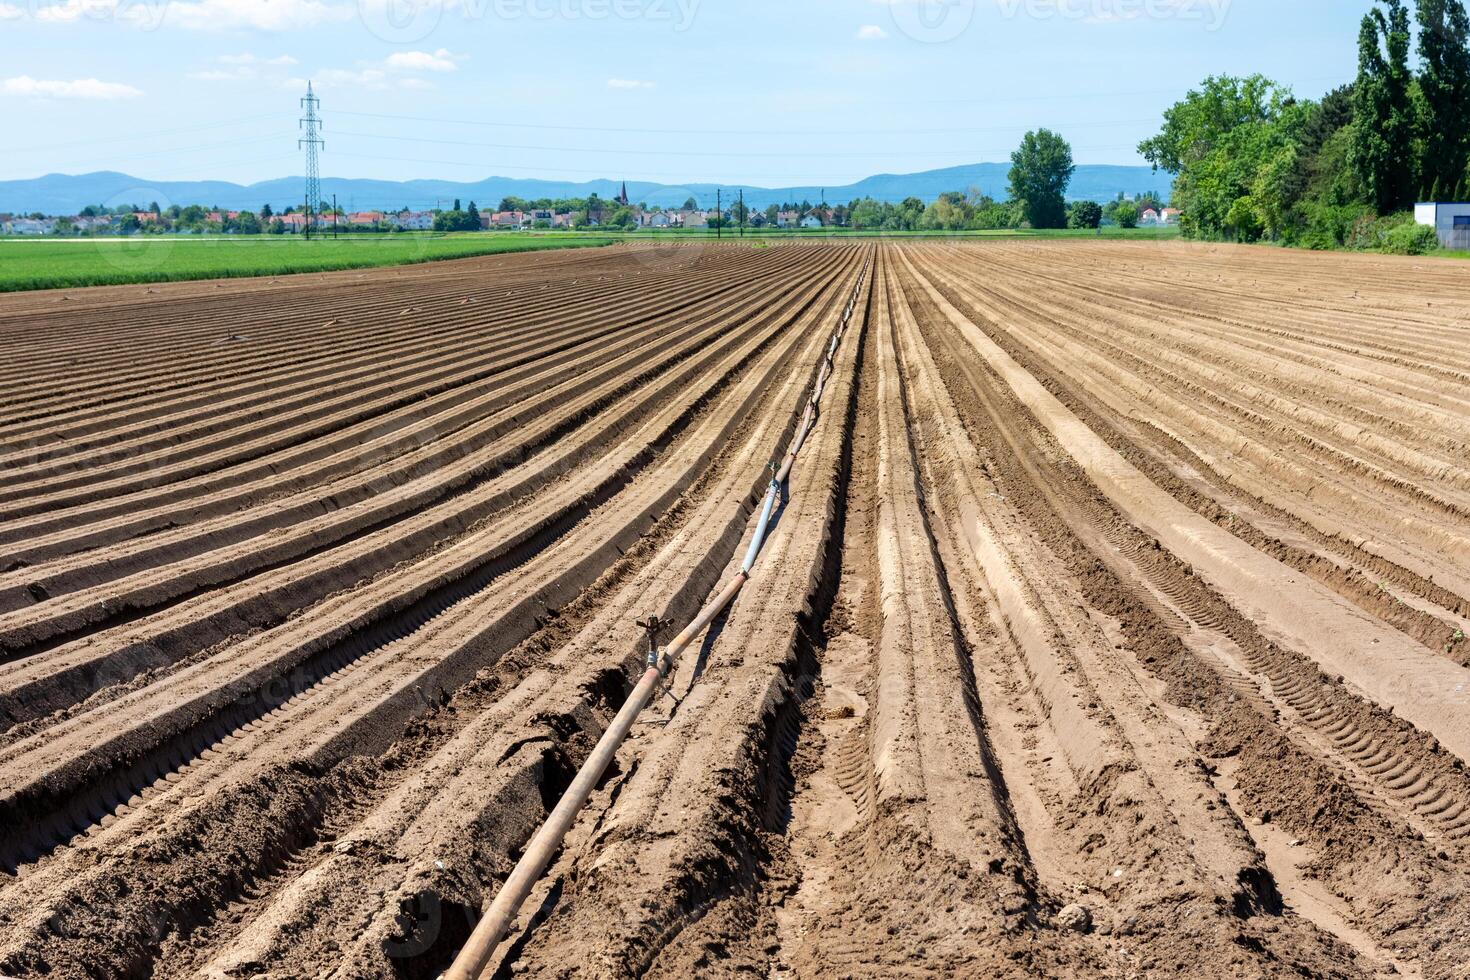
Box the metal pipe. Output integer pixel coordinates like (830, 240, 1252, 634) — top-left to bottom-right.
(444, 571, 747, 980)
(441, 259, 870, 980)
(741, 481, 780, 574)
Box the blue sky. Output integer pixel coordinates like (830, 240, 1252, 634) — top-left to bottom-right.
(3, 0, 1368, 185)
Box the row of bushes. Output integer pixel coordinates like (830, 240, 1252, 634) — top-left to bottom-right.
(1291, 206, 1441, 254)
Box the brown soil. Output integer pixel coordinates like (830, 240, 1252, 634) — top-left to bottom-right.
(1, 239, 1467, 979)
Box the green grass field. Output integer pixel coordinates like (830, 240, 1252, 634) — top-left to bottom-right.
(0, 226, 1188, 293)
(0, 233, 615, 292)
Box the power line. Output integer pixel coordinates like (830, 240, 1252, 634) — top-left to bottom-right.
(331, 107, 1164, 139)
(8, 112, 285, 155)
(17, 134, 294, 172)
(326, 148, 1155, 183)
(327, 126, 1157, 159)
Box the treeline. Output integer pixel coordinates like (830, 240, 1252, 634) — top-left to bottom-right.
(1140, 0, 1469, 252)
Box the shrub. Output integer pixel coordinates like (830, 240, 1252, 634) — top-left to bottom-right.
(1343, 211, 1436, 253)
(1067, 201, 1103, 229)
(1380, 221, 1440, 255)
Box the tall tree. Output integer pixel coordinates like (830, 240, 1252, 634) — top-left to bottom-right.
(1352, 0, 1419, 212)
(1008, 129, 1075, 228)
(1416, 0, 1470, 198)
(1139, 74, 1279, 174)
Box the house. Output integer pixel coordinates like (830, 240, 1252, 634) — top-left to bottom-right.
(800, 212, 823, 229)
(679, 210, 707, 229)
(277, 213, 309, 233)
(551, 212, 575, 229)
(775, 210, 800, 228)
(132, 211, 161, 224)
(489, 210, 527, 229)
(347, 211, 385, 226)
(1414, 201, 1470, 250)
(393, 210, 434, 231)
(644, 211, 673, 228)
(8, 218, 54, 235)
(1139, 208, 1161, 226)
(1160, 208, 1182, 225)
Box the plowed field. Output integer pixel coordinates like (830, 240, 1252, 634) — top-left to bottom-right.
(1, 240, 1468, 979)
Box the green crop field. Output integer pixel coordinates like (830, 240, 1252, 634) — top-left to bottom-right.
(0, 233, 615, 292)
(619, 226, 1185, 241)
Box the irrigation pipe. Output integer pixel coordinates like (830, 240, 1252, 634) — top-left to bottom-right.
(442, 258, 870, 980)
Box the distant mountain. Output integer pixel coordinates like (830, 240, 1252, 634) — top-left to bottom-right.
(0, 164, 1171, 215)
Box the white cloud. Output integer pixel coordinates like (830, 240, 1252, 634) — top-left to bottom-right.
(856, 23, 888, 39)
(302, 48, 459, 92)
(190, 52, 298, 82)
(216, 52, 296, 65)
(32, 0, 110, 22)
(607, 78, 655, 90)
(2, 74, 143, 99)
(384, 48, 461, 72)
(150, 0, 351, 31)
(0, 2, 23, 19)
(30, 0, 351, 30)
(313, 67, 389, 88)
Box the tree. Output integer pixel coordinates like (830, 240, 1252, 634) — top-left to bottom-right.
(1352, 0, 1419, 213)
(1008, 129, 1075, 228)
(606, 206, 637, 229)
(453, 198, 462, 212)
(848, 197, 885, 230)
(466, 200, 480, 229)
(261, 203, 273, 219)
(1139, 74, 1281, 174)
(1067, 200, 1103, 229)
(118, 214, 141, 234)
(1416, 0, 1470, 199)
(1113, 203, 1140, 229)
(682, 196, 699, 211)
(892, 196, 926, 230)
(235, 210, 262, 235)
(920, 194, 971, 231)
(765, 203, 780, 225)
(1139, 75, 1314, 239)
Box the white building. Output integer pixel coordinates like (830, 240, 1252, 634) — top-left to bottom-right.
(800, 213, 823, 229)
(392, 211, 435, 231)
(1414, 202, 1470, 250)
(7, 218, 54, 235)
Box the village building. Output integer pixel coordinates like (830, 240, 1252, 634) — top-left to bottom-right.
(1414, 201, 1470, 250)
